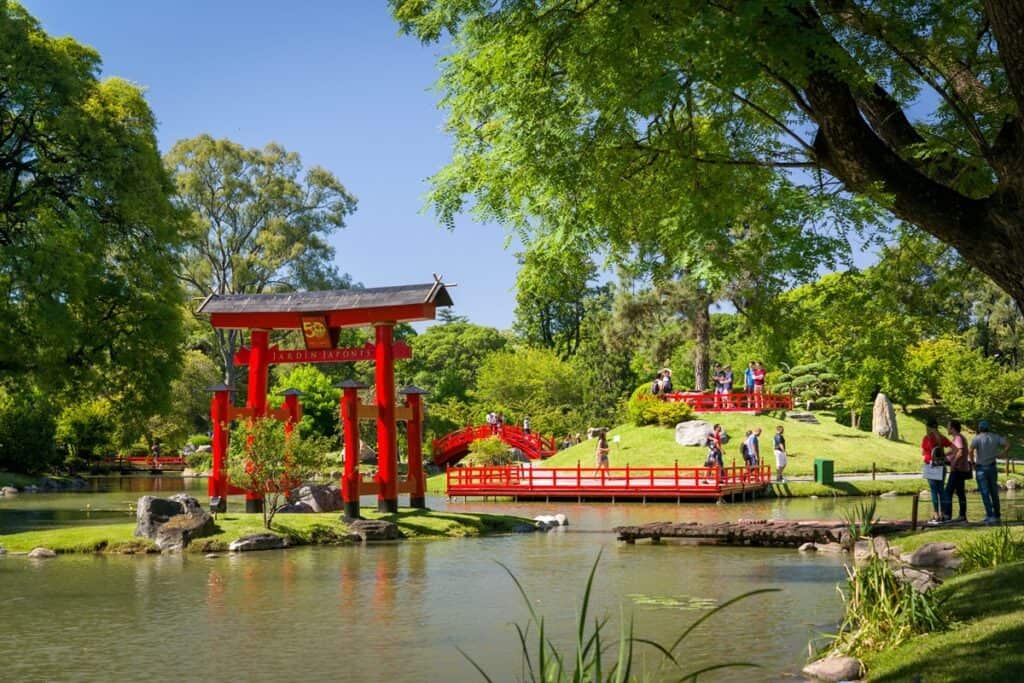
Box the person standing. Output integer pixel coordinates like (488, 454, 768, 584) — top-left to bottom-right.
(772, 426, 787, 483)
(523, 415, 531, 436)
(744, 362, 756, 408)
(922, 418, 951, 524)
(712, 363, 725, 408)
(722, 365, 734, 409)
(595, 433, 610, 470)
(752, 362, 767, 409)
(942, 420, 970, 522)
(747, 427, 762, 468)
(660, 368, 673, 396)
(650, 371, 663, 398)
(970, 419, 1011, 525)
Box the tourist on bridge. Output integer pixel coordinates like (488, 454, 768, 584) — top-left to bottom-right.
(752, 362, 767, 409)
(496, 412, 505, 433)
(486, 411, 497, 434)
(746, 428, 762, 468)
(744, 361, 756, 407)
(970, 419, 1010, 525)
(595, 433, 610, 470)
(660, 368, 673, 395)
(523, 415, 531, 435)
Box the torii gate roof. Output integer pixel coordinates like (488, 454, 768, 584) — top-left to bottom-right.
(197, 282, 454, 330)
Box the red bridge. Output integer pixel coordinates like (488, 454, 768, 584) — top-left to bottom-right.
(657, 391, 793, 412)
(432, 425, 557, 466)
(446, 463, 773, 501)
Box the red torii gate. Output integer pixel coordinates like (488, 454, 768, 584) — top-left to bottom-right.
(198, 281, 453, 515)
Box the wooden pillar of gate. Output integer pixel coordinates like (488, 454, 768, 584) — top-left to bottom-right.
(400, 386, 429, 509)
(207, 383, 234, 510)
(336, 380, 366, 519)
(375, 323, 399, 513)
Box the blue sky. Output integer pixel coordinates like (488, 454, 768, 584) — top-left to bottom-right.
(22, 0, 522, 329)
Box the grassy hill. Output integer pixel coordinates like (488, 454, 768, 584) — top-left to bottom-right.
(541, 410, 930, 477)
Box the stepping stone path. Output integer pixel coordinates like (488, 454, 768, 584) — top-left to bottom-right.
(786, 411, 820, 424)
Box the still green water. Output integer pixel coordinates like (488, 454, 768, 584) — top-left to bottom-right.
(1, 479, 1019, 682)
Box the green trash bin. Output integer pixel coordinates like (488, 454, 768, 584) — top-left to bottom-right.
(814, 458, 834, 485)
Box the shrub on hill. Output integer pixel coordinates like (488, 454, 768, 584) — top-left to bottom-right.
(626, 385, 694, 426)
(464, 435, 514, 466)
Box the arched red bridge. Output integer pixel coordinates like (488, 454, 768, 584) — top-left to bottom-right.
(432, 425, 557, 467)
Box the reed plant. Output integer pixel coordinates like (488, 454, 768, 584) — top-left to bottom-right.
(957, 525, 1024, 572)
(828, 555, 945, 658)
(839, 497, 878, 540)
(461, 550, 776, 682)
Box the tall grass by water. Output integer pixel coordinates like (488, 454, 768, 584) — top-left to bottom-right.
(463, 550, 777, 682)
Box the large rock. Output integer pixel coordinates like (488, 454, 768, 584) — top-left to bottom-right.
(802, 655, 864, 682)
(1, 486, 17, 496)
(871, 392, 899, 441)
(905, 542, 961, 571)
(674, 420, 713, 447)
(133, 495, 203, 539)
(344, 518, 403, 541)
(28, 547, 57, 559)
(276, 501, 315, 514)
(288, 484, 343, 512)
(229, 533, 290, 552)
(893, 565, 942, 593)
(154, 512, 216, 552)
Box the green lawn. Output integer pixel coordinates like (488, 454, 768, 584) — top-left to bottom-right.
(0, 508, 532, 554)
(542, 411, 925, 476)
(864, 560, 1024, 682)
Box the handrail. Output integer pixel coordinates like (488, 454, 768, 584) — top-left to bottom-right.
(446, 464, 773, 492)
(432, 423, 557, 464)
(642, 391, 793, 412)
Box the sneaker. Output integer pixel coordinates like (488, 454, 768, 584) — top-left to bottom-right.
(926, 519, 942, 526)
(986, 517, 1002, 526)
(953, 516, 967, 523)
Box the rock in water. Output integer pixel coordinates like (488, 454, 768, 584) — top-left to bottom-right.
(674, 420, 713, 447)
(28, 547, 57, 559)
(134, 494, 204, 539)
(802, 655, 864, 682)
(154, 512, 216, 552)
(229, 533, 290, 552)
(871, 392, 899, 441)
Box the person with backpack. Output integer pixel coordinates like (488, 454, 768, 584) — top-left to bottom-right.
(921, 418, 952, 525)
(740, 429, 754, 468)
(650, 372, 663, 398)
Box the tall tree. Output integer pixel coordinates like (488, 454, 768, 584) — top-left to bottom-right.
(513, 243, 599, 358)
(166, 135, 358, 385)
(392, 0, 1024, 312)
(1, 1, 184, 452)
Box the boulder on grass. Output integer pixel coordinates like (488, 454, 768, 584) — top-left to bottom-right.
(229, 533, 290, 552)
(905, 542, 961, 571)
(801, 655, 864, 682)
(134, 495, 204, 539)
(154, 512, 216, 552)
(674, 420, 713, 447)
(871, 392, 899, 441)
(287, 484, 343, 512)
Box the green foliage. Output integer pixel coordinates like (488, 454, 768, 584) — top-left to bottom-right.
(0, 385, 58, 473)
(146, 350, 221, 449)
(1, 2, 185, 459)
(406, 320, 507, 404)
(625, 385, 693, 427)
(270, 365, 341, 444)
(773, 362, 838, 406)
(464, 435, 513, 466)
(957, 526, 1024, 573)
(936, 343, 1024, 424)
(186, 434, 212, 448)
(840, 497, 878, 540)
(55, 399, 115, 469)
(473, 346, 583, 437)
(227, 417, 330, 528)
(830, 556, 946, 659)
(167, 134, 357, 385)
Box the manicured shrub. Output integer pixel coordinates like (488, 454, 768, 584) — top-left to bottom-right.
(186, 434, 212, 448)
(626, 384, 694, 426)
(464, 435, 513, 466)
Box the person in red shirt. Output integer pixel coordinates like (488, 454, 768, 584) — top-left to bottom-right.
(921, 418, 952, 524)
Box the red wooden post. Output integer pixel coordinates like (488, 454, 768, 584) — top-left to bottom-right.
(335, 379, 366, 519)
(277, 388, 303, 494)
(577, 460, 581, 487)
(207, 384, 234, 510)
(374, 323, 398, 513)
(400, 386, 429, 509)
(674, 460, 679, 487)
(241, 329, 272, 512)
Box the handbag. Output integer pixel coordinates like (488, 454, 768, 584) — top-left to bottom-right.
(922, 463, 945, 481)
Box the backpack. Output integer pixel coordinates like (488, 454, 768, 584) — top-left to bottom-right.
(719, 430, 730, 445)
(930, 443, 947, 467)
(739, 442, 749, 459)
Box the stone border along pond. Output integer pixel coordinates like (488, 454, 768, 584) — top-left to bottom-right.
(0, 491, 559, 557)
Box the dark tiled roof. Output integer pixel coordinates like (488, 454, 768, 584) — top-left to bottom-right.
(197, 283, 453, 315)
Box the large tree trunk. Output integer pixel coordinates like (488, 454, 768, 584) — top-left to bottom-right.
(691, 291, 711, 391)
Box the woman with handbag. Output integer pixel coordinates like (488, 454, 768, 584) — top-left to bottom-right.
(922, 418, 952, 525)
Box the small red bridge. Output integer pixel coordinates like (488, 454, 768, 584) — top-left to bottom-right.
(446, 463, 772, 502)
(103, 455, 188, 473)
(432, 425, 557, 466)
(658, 391, 793, 412)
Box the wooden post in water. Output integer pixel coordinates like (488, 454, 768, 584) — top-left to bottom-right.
(911, 492, 920, 531)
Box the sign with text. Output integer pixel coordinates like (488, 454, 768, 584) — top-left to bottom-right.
(300, 316, 332, 350)
(234, 341, 412, 366)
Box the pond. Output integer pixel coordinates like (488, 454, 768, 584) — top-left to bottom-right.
(1, 477, 1020, 681)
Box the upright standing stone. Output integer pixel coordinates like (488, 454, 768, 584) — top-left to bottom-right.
(871, 392, 899, 441)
